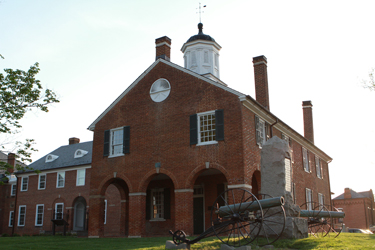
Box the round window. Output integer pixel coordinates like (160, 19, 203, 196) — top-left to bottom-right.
(150, 78, 171, 102)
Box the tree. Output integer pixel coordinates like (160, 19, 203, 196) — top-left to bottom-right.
(0, 55, 59, 178)
(362, 68, 375, 91)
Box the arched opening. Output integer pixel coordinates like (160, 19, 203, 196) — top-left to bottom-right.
(102, 178, 129, 237)
(73, 197, 87, 232)
(145, 173, 175, 236)
(252, 170, 261, 195)
(192, 168, 227, 235)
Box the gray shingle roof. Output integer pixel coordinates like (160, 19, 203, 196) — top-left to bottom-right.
(333, 189, 373, 200)
(25, 141, 92, 172)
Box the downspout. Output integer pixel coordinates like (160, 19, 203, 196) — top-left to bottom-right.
(269, 119, 279, 138)
(11, 174, 19, 236)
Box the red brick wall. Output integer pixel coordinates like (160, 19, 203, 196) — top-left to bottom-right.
(333, 198, 374, 229)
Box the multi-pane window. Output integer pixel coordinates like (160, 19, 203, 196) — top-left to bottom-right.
(35, 204, 44, 226)
(305, 188, 313, 210)
(76, 169, 85, 186)
(56, 172, 65, 188)
(55, 203, 64, 220)
(38, 174, 46, 190)
(302, 148, 310, 173)
(318, 193, 324, 208)
(151, 189, 164, 219)
(255, 116, 266, 147)
(9, 211, 14, 227)
(198, 112, 216, 144)
(11, 183, 16, 196)
(315, 156, 322, 179)
(18, 205, 26, 226)
(21, 177, 28, 191)
(111, 128, 124, 156)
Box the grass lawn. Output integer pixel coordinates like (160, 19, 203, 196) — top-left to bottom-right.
(0, 233, 374, 249)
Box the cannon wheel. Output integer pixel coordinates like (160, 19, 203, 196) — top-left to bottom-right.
(300, 202, 332, 238)
(327, 206, 343, 238)
(172, 230, 187, 245)
(252, 194, 286, 246)
(210, 188, 263, 247)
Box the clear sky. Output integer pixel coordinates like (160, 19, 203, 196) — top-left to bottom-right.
(1, 0, 374, 198)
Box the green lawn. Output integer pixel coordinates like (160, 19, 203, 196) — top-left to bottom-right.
(0, 233, 374, 249)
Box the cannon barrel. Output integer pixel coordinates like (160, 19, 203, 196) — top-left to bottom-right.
(217, 196, 284, 217)
(300, 210, 345, 218)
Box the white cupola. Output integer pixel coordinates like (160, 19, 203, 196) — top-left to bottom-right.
(181, 23, 222, 81)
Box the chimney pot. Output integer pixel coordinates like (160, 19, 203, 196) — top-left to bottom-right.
(253, 55, 270, 110)
(155, 36, 171, 61)
(302, 100, 314, 144)
(7, 153, 16, 173)
(69, 137, 80, 145)
(344, 188, 352, 199)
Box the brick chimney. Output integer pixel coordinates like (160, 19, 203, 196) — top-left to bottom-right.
(302, 101, 314, 144)
(344, 188, 352, 199)
(7, 153, 15, 173)
(253, 55, 270, 110)
(69, 137, 80, 145)
(155, 36, 171, 61)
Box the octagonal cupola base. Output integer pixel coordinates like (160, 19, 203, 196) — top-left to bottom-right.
(181, 23, 222, 80)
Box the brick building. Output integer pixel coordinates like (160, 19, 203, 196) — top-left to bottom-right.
(86, 23, 332, 238)
(1, 23, 333, 237)
(333, 188, 375, 230)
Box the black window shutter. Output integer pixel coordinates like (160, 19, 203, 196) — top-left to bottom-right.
(255, 116, 260, 145)
(217, 183, 226, 207)
(123, 126, 130, 154)
(146, 189, 151, 220)
(215, 109, 224, 141)
(190, 114, 198, 145)
(164, 188, 171, 219)
(103, 130, 110, 156)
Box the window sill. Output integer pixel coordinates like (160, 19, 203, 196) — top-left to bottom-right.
(197, 141, 218, 146)
(150, 218, 166, 222)
(108, 153, 125, 158)
(56, 186, 65, 188)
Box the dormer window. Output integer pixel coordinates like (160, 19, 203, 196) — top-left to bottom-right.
(74, 149, 88, 159)
(46, 154, 58, 163)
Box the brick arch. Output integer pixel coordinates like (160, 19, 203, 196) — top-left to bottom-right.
(98, 173, 133, 197)
(184, 163, 230, 189)
(51, 197, 66, 209)
(71, 196, 87, 208)
(137, 168, 179, 193)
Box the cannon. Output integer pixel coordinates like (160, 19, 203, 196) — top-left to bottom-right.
(169, 188, 286, 248)
(299, 202, 345, 238)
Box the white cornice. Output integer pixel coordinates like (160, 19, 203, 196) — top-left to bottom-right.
(155, 42, 171, 48)
(16, 164, 91, 177)
(181, 40, 221, 53)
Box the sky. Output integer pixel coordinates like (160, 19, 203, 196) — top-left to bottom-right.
(1, 0, 374, 198)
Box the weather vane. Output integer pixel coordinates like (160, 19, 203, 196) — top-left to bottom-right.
(197, 3, 206, 23)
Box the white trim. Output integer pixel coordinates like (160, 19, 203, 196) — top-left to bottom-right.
(21, 176, 28, 191)
(76, 169, 86, 186)
(253, 61, 267, 66)
(174, 189, 194, 193)
(11, 183, 16, 196)
(35, 204, 44, 226)
(155, 42, 171, 48)
(129, 192, 147, 196)
(55, 203, 64, 219)
(46, 154, 59, 163)
(38, 174, 46, 190)
(16, 165, 92, 177)
(104, 200, 107, 225)
(56, 171, 65, 188)
(8, 211, 14, 227)
(74, 149, 88, 158)
(227, 184, 252, 189)
(18, 205, 26, 226)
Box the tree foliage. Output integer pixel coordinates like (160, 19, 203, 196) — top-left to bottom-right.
(362, 68, 375, 91)
(0, 56, 59, 178)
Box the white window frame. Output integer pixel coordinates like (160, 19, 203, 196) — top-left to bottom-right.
(9, 211, 14, 227)
(150, 188, 165, 221)
(18, 205, 26, 226)
(11, 183, 16, 196)
(256, 116, 266, 147)
(35, 204, 44, 226)
(318, 193, 324, 208)
(109, 127, 124, 157)
(197, 110, 217, 146)
(21, 177, 28, 191)
(55, 203, 64, 220)
(302, 147, 310, 173)
(315, 156, 322, 179)
(56, 171, 65, 188)
(305, 188, 313, 210)
(104, 199, 107, 224)
(76, 169, 86, 186)
(38, 174, 46, 190)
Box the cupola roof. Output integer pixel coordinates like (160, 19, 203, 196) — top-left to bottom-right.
(186, 23, 215, 43)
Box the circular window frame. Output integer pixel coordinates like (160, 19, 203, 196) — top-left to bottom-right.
(150, 78, 171, 102)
